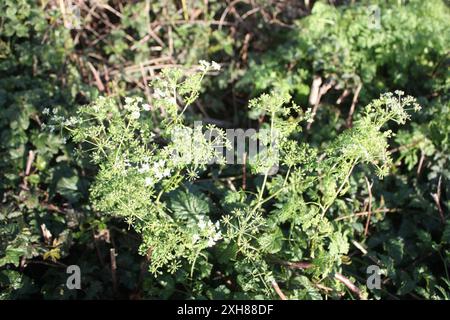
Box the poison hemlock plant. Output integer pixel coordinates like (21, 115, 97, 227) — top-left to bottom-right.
(221, 90, 420, 298)
(49, 61, 420, 298)
(0, 0, 446, 301)
(49, 62, 227, 275)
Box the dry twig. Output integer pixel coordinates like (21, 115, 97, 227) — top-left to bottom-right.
(271, 280, 288, 300)
(334, 272, 363, 300)
(346, 83, 362, 128)
(431, 176, 445, 223)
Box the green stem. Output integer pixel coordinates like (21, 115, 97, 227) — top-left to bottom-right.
(321, 158, 359, 217)
(253, 111, 276, 212)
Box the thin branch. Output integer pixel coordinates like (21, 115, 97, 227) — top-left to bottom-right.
(336, 88, 350, 104)
(417, 151, 425, 176)
(334, 272, 363, 300)
(242, 152, 247, 190)
(346, 83, 362, 128)
(27, 259, 67, 269)
(321, 159, 358, 217)
(308, 75, 322, 105)
(25, 150, 36, 176)
(431, 176, 445, 223)
(271, 280, 288, 300)
(334, 208, 399, 221)
(269, 255, 314, 270)
(87, 61, 105, 91)
(110, 248, 118, 295)
(307, 78, 335, 130)
(277, 260, 313, 270)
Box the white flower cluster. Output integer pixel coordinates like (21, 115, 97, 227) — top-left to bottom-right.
(374, 91, 421, 125)
(139, 159, 171, 186)
(192, 217, 222, 247)
(42, 107, 80, 140)
(198, 60, 221, 72)
(153, 87, 177, 106)
(44, 108, 64, 125)
(63, 116, 79, 126)
(153, 88, 166, 99)
(123, 97, 153, 120)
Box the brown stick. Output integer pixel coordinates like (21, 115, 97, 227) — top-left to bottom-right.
(307, 78, 335, 130)
(279, 260, 313, 270)
(87, 62, 105, 92)
(140, 62, 152, 104)
(40, 223, 52, 244)
(389, 138, 425, 154)
(431, 176, 445, 223)
(242, 152, 247, 190)
(336, 88, 350, 105)
(240, 33, 252, 63)
(346, 83, 362, 128)
(110, 248, 118, 295)
(274, 259, 363, 299)
(271, 280, 288, 300)
(308, 76, 322, 106)
(334, 208, 399, 221)
(315, 283, 333, 293)
(42, 203, 65, 214)
(334, 272, 363, 299)
(25, 150, 35, 176)
(417, 151, 425, 176)
(218, 0, 244, 30)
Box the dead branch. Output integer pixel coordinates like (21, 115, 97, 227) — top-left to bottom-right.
(431, 176, 445, 223)
(346, 83, 362, 128)
(334, 208, 399, 221)
(307, 77, 335, 130)
(271, 279, 288, 300)
(25, 150, 36, 176)
(110, 248, 118, 295)
(334, 272, 363, 300)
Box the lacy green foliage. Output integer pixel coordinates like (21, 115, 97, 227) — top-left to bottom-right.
(1, 0, 449, 300)
(235, 1, 450, 299)
(64, 63, 420, 298)
(219, 90, 420, 297)
(240, 0, 449, 99)
(359, 96, 450, 299)
(57, 64, 226, 275)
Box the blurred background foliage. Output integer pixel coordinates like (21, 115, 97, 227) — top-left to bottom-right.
(0, 0, 449, 299)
